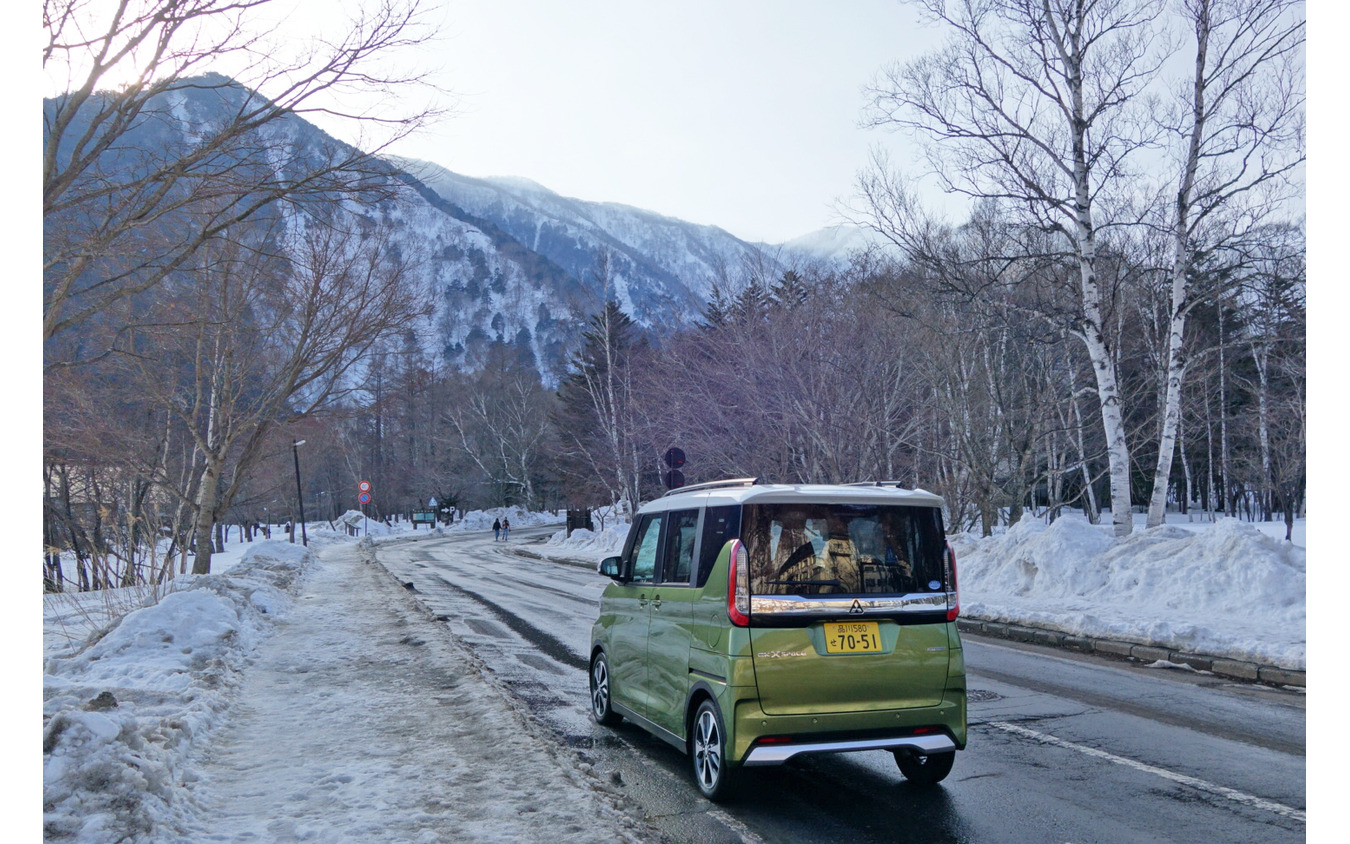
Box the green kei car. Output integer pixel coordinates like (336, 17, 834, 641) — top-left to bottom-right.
(588, 479, 967, 801)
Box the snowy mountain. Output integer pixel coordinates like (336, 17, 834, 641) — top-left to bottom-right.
(777, 223, 893, 268)
(45, 74, 789, 381)
(389, 157, 780, 328)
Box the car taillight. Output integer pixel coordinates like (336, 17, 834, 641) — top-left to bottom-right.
(727, 538, 750, 627)
(945, 542, 960, 621)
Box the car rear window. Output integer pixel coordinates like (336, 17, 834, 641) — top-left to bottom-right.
(742, 503, 946, 596)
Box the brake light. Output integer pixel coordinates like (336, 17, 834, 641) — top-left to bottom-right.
(727, 538, 750, 626)
(945, 543, 960, 621)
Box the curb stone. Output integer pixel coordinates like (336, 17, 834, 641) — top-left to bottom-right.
(956, 618, 1304, 689)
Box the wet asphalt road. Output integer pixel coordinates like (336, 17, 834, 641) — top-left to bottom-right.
(376, 527, 1306, 844)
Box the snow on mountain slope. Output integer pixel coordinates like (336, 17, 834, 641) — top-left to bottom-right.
(391, 157, 781, 328)
(777, 223, 892, 268)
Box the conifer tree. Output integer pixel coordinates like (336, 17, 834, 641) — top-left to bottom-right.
(554, 301, 646, 510)
(770, 269, 810, 311)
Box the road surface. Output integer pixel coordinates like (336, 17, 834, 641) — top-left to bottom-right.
(377, 527, 1306, 844)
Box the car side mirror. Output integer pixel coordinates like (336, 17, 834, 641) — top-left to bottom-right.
(598, 556, 623, 580)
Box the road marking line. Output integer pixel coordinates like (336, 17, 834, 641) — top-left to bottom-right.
(988, 721, 1305, 823)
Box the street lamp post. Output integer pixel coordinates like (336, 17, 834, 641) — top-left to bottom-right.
(292, 439, 308, 546)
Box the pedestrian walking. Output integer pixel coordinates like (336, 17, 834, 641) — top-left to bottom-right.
(501, 517, 510, 541)
(492, 518, 502, 541)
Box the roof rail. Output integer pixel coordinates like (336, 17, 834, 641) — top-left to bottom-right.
(661, 477, 762, 497)
(844, 481, 938, 496)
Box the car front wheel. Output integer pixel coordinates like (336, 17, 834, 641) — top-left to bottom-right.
(894, 749, 955, 785)
(589, 653, 621, 726)
(691, 699, 737, 801)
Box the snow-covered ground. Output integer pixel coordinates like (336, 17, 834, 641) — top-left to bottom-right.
(40, 506, 1307, 841)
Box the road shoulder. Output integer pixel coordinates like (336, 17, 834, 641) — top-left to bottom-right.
(181, 539, 649, 842)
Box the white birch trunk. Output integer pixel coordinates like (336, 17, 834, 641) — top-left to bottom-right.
(1148, 0, 1211, 528)
(1068, 364, 1100, 523)
(1218, 306, 1233, 515)
(1073, 180, 1133, 536)
(1082, 316, 1133, 537)
(1179, 411, 1195, 517)
(191, 460, 221, 575)
(1252, 340, 1272, 519)
(1145, 257, 1192, 527)
(1205, 387, 1217, 520)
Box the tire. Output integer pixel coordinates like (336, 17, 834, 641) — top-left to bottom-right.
(589, 653, 622, 726)
(894, 749, 955, 785)
(690, 699, 737, 801)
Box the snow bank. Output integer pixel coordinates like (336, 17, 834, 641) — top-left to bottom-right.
(542, 521, 630, 562)
(953, 515, 1306, 670)
(446, 506, 563, 532)
(42, 542, 314, 842)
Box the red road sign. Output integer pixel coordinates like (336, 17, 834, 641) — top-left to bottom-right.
(358, 480, 371, 492)
(358, 492, 371, 504)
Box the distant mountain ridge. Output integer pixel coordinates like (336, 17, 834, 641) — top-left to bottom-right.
(389, 158, 780, 327)
(47, 74, 876, 380)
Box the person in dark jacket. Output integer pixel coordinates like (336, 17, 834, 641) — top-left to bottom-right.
(492, 518, 502, 541)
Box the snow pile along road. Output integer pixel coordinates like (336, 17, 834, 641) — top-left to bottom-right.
(542, 523, 631, 560)
(952, 515, 1307, 670)
(446, 506, 562, 533)
(42, 542, 312, 841)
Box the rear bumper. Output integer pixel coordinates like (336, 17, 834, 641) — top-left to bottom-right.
(726, 690, 967, 764)
(743, 732, 956, 766)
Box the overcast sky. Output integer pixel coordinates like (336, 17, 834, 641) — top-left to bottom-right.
(386, 0, 940, 243)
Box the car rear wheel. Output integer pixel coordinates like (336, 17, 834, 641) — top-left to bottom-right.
(589, 653, 621, 726)
(894, 749, 955, 785)
(691, 699, 737, 801)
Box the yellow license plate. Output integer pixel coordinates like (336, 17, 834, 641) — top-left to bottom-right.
(824, 621, 882, 654)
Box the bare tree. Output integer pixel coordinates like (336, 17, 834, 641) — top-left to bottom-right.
(43, 0, 440, 360)
(1234, 224, 1304, 522)
(92, 214, 429, 573)
(442, 349, 557, 509)
(1144, 0, 1304, 526)
(864, 0, 1169, 536)
(634, 272, 930, 494)
(853, 227, 1087, 533)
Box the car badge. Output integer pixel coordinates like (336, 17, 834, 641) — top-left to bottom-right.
(848, 599, 864, 615)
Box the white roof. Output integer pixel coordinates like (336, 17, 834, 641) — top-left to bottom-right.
(637, 481, 946, 514)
